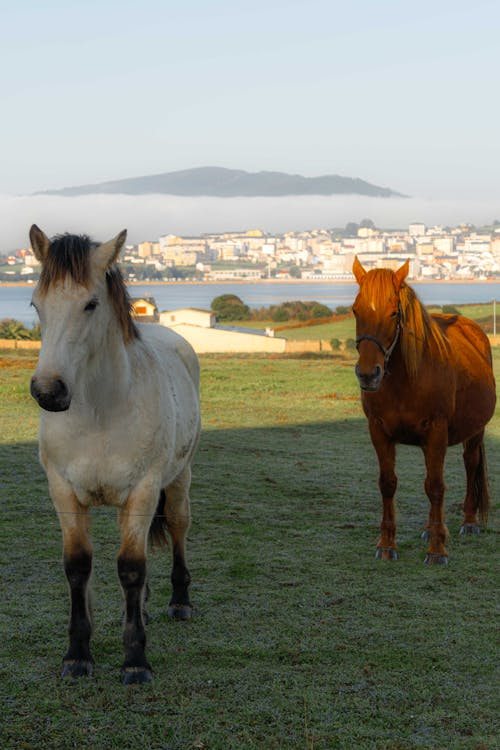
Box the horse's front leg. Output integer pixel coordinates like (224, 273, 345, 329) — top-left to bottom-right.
(117, 480, 159, 685)
(422, 422, 449, 564)
(369, 420, 398, 561)
(48, 470, 93, 678)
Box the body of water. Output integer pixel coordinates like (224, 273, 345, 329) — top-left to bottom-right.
(1, 280, 499, 327)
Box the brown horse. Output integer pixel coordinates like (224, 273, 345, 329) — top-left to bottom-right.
(352, 257, 496, 564)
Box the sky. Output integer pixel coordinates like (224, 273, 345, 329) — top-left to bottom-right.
(1, 0, 500, 247)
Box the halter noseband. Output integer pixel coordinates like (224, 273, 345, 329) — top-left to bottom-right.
(355, 308, 401, 367)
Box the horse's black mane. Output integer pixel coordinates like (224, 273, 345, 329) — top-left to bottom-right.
(42, 233, 97, 289)
(39, 233, 139, 343)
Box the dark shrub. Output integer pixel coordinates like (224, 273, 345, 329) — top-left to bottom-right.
(211, 294, 251, 321)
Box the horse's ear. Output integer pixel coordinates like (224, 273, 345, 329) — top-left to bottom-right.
(352, 256, 366, 284)
(29, 225, 50, 263)
(394, 259, 410, 290)
(92, 229, 128, 272)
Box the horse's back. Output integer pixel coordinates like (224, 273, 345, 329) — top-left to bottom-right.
(432, 313, 493, 366)
(138, 322, 200, 388)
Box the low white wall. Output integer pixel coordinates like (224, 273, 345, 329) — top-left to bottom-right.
(159, 309, 215, 328)
(167, 324, 287, 353)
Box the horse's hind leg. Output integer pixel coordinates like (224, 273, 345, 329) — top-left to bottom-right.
(164, 467, 193, 620)
(49, 474, 93, 678)
(461, 430, 489, 535)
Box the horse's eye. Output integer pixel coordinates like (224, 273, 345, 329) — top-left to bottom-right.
(84, 298, 98, 312)
(390, 310, 399, 318)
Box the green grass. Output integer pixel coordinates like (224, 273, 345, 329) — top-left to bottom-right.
(444, 302, 496, 320)
(1, 349, 499, 749)
(224, 317, 357, 342)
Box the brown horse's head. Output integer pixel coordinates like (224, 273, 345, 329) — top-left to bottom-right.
(352, 257, 409, 391)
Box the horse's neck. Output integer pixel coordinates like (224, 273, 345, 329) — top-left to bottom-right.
(75, 329, 134, 415)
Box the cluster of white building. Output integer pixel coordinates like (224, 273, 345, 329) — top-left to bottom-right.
(131, 222, 500, 280)
(4, 221, 500, 281)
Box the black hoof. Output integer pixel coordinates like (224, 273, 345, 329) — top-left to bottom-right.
(61, 660, 93, 678)
(167, 603, 193, 620)
(375, 547, 398, 561)
(424, 553, 448, 565)
(122, 667, 152, 685)
(460, 524, 481, 535)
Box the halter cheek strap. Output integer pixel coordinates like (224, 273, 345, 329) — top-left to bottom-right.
(355, 310, 401, 367)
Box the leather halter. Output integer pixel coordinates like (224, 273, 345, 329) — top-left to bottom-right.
(355, 308, 401, 367)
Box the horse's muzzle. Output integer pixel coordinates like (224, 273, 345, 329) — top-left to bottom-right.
(30, 375, 71, 412)
(355, 364, 383, 392)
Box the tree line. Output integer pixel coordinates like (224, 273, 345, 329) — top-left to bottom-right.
(210, 294, 352, 323)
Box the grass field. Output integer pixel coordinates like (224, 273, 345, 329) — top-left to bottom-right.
(0, 348, 499, 749)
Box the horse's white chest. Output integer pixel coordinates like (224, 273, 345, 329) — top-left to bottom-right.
(66, 447, 138, 506)
(40, 416, 168, 507)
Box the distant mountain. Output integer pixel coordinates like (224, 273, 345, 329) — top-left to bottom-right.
(37, 167, 407, 198)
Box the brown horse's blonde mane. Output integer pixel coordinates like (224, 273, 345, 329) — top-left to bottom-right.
(39, 233, 139, 343)
(361, 269, 449, 379)
(398, 282, 449, 379)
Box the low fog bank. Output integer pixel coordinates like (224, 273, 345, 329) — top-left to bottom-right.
(2, 193, 500, 251)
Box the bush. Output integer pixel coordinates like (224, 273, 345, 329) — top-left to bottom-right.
(310, 303, 333, 319)
(288, 265, 302, 279)
(211, 294, 251, 322)
(271, 307, 290, 322)
(345, 338, 357, 351)
(442, 305, 460, 315)
(335, 305, 351, 315)
(0, 318, 40, 340)
(268, 300, 333, 323)
(330, 338, 341, 350)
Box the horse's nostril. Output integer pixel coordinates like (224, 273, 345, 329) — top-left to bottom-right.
(54, 378, 69, 398)
(355, 364, 383, 381)
(30, 375, 71, 411)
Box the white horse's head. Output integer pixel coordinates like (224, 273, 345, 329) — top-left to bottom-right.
(29, 225, 133, 412)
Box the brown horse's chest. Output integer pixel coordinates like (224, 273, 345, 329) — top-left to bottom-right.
(362, 392, 446, 446)
(371, 413, 430, 445)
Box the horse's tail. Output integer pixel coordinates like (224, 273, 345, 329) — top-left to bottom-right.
(149, 489, 170, 548)
(475, 443, 490, 525)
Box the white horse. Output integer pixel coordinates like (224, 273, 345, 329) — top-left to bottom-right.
(29, 225, 201, 684)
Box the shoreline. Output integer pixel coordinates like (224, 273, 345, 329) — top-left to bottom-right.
(1, 277, 499, 288)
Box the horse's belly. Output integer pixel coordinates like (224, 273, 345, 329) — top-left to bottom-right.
(448, 390, 496, 444)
